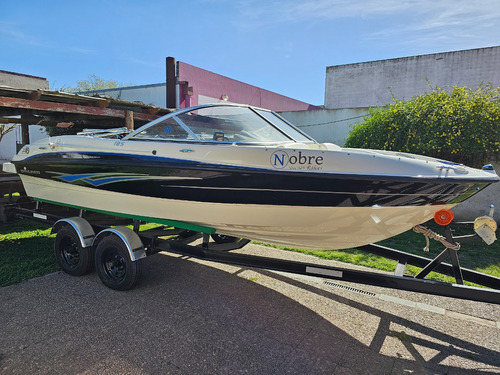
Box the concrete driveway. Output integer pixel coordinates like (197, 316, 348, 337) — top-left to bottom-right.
(1, 244, 499, 374)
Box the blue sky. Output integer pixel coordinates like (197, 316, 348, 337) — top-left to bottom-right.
(1, 0, 499, 105)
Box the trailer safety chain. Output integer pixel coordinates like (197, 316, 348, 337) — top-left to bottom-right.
(412, 225, 460, 252)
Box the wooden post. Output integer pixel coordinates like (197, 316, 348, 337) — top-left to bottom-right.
(125, 110, 134, 130)
(20, 116, 30, 146)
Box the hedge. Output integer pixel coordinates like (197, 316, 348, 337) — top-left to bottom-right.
(345, 85, 500, 167)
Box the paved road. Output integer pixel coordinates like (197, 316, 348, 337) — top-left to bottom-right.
(1, 244, 499, 374)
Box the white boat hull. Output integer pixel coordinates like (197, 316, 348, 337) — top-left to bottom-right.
(21, 175, 454, 249)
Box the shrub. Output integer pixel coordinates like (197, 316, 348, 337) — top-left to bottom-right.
(43, 125, 83, 137)
(345, 85, 500, 167)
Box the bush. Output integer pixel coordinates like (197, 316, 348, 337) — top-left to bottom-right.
(345, 85, 500, 167)
(43, 125, 83, 137)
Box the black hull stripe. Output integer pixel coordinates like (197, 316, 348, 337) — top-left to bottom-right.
(166, 184, 462, 197)
(13, 152, 491, 207)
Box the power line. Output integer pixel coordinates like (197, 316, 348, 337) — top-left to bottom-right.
(297, 114, 367, 128)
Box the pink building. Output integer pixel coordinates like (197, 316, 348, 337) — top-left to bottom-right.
(167, 58, 319, 111)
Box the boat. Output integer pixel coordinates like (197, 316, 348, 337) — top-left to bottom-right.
(4, 103, 499, 249)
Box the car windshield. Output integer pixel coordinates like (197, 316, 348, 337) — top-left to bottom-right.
(124, 105, 314, 144)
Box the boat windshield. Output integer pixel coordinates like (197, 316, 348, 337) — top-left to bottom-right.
(125, 105, 314, 144)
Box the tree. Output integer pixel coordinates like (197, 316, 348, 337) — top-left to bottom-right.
(0, 124, 16, 144)
(345, 85, 500, 167)
(64, 74, 119, 93)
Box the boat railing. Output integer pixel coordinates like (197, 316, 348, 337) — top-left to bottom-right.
(78, 127, 133, 138)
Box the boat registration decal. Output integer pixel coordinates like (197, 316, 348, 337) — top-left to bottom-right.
(270, 150, 324, 170)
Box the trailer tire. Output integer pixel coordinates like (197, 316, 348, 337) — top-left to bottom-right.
(211, 233, 239, 244)
(178, 229, 197, 238)
(54, 227, 94, 276)
(95, 235, 142, 291)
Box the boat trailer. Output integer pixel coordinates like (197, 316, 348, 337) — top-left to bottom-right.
(2, 198, 500, 304)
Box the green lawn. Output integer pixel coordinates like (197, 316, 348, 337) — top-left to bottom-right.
(378, 221, 500, 277)
(0, 219, 58, 287)
(254, 220, 500, 285)
(1, 218, 499, 288)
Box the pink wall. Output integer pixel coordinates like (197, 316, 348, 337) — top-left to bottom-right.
(177, 61, 319, 111)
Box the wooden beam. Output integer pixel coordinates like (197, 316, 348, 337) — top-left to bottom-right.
(125, 110, 134, 129)
(0, 96, 159, 122)
(56, 122, 74, 128)
(0, 117, 53, 126)
(144, 107, 160, 115)
(0, 118, 21, 124)
(94, 97, 111, 108)
(28, 90, 42, 101)
(0, 115, 50, 125)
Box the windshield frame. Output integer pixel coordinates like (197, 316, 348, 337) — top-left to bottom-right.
(122, 103, 317, 145)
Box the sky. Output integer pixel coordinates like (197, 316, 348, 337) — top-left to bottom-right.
(1, 0, 499, 105)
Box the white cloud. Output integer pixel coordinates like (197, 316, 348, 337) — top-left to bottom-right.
(69, 47, 97, 55)
(0, 21, 45, 47)
(0, 21, 100, 57)
(230, 0, 500, 50)
(233, 0, 500, 22)
(365, 1, 500, 50)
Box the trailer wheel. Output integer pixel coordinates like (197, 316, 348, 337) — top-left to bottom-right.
(54, 227, 93, 276)
(211, 233, 239, 244)
(178, 229, 197, 238)
(95, 235, 142, 291)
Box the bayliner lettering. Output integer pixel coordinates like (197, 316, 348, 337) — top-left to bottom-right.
(21, 167, 40, 175)
(270, 150, 324, 170)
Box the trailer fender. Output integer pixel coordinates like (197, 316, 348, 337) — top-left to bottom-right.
(52, 217, 95, 248)
(93, 227, 146, 261)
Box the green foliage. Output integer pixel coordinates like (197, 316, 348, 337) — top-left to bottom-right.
(345, 85, 500, 167)
(62, 74, 133, 93)
(43, 125, 84, 137)
(66, 74, 119, 93)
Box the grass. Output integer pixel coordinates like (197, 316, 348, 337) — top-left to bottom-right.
(0, 219, 58, 287)
(1, 217, 499, 288)
(254, 220, 500, 285)
(379, 221, 500, 277)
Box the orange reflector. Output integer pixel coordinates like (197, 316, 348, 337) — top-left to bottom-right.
(434, 209, 454, 226)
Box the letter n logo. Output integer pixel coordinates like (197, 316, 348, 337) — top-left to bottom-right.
(270, 150, 289, 169)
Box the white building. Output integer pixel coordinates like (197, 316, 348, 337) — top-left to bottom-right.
(0, 71, 49, 161)
(325, 46, 500, 109)
(284, 46, 500, 146)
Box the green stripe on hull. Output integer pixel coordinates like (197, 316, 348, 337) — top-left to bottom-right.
(34, 198, 216, 234)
